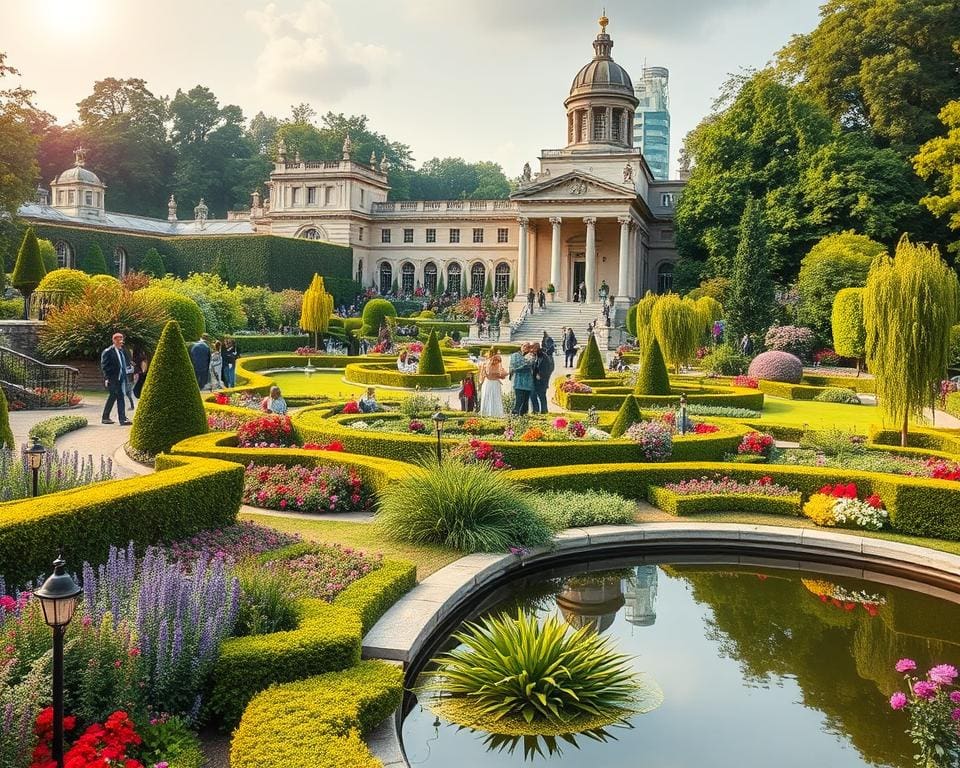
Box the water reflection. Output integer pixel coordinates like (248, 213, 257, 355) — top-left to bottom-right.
(556, 572, 625, 633)
(623, 565, 658, 627)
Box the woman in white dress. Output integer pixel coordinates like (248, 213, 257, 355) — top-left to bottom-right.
(478, 351, 507, 417)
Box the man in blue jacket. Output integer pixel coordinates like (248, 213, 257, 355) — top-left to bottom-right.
(508, 343, 534, 415)
(100, 332, 131, 425)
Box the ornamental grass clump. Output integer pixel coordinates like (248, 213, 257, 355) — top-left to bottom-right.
(376, 457, 551, 552)
(421, 610, 658, 735)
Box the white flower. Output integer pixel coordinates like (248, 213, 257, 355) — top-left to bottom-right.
(350, 421, 370, 430)
(585, 427, 610, 440)
(832, 497, 887, 530)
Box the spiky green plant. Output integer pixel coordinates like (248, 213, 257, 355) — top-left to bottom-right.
(423, 610, 655, 733)
(376, 458, 551, 552)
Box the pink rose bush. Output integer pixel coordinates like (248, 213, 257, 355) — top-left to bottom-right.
(889, 659, 960, 766)
(242, 463, 370, 514)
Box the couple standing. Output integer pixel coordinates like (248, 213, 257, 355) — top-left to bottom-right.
(478, 342, 554, 417)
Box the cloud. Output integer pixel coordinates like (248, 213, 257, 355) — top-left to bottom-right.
(246, 1, 392, 103)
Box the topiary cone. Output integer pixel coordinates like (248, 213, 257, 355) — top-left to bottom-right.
(609, 394, 642, 438)
(418, 329, 446, 375)
(130, 320, 208, 456)
(635, 337, 671, 396)
(12, 227, 47, 319)
(0, 387, 13, 450)
(577, 333, 605, 380)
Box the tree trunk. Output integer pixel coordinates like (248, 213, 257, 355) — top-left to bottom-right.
(901, 414, 909, 448)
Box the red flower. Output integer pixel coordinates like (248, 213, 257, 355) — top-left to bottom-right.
(341, 401, 360, 414)
(865, 494, 884, 509)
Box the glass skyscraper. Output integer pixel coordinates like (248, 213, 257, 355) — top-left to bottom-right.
(633, 67, 671, 180)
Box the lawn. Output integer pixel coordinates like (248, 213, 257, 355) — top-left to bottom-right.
(753, 396, 890, 432)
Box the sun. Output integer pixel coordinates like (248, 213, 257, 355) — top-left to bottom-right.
(43, 0, 102, 33)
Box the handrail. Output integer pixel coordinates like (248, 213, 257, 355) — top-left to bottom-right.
(0, 346, 79, 409)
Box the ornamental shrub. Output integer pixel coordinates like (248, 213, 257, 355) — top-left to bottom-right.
(0, 389, 12, 449)
(625, 420, 673, 460)
(418, 329, 446, 375)
(700, 345, 749, 376)
(831, 287, 867, 364)
(577, 333, 606, 379)
(38, 238, 57, 273)
(11, 227, 46, 298)
(634, 291, 659, 349)
(361, 298, 397, 336)
(35, 268, 91, 303)
(813, 387, 861, 404)
(634, 337, 670, 396)
(79, 243, 109, 275)
(748, 350, 804, 383)
(625, 301, 639, 337)
(140, 247, 166, 278)
(138, 286, 205, 341)
(610, 394, 643, 438)
(763, 325, 816, 360)
(130, 321, 209, 456)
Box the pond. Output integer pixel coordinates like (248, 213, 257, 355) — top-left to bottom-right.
(402, 558, 960, 767)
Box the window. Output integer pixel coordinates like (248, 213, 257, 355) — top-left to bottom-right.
(93, 192, 100, 206)
(84, 191, 92, 206)
(661, 193, 676, 208)
(470, 262, 486, 295)
(379, 262, 393, 295)
(325, 187, 333, 205)
(356, 259, 363, 283)
(657, 263, 674, 294)
(300, 228, 324, 240)
(447, 263, 462, 296)
(359, 226, 364, 242)
(401, 262, 415, 293)
(55, 241, 72, 268)
(494, 263, 510, 296)
(449, 228, 460, 243)
(68, 190, 75, 205)
(497, 228, 508, 243)
(424, 262, 437, 293)
(426, 228, 436, 243)
(592, 107, 607, 141)
(291, 187, 300, 206)
(612, 109, 623, 143)
(57, 190, 64, 205)
(307, 187, 317, 205)
(579, 110, 588, 143)
(568, 113, 575, 144)
(403, 228, 414, 243)
(381, 229, 391, 243)
(472, 228, 484, 243)
(360, 189, 365, 207)
(113, 246, 127, 277)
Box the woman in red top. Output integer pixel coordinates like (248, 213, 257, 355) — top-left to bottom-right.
(459, 374, 478, 412)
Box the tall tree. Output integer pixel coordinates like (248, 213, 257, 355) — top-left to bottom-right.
(0, 53, 41, 216)
(914, 100, 960, 252)
(725, 197, 774, 340)
(864, 236, 959, 445)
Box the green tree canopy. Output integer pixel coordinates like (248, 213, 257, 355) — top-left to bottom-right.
(79, 243, 109, 275)
(914, 100, 960, 251)
(0, 53, 41, 217)
(725, 198, 774, 339)
(831, 287, 866, 368)
(651, 294, 700, 373)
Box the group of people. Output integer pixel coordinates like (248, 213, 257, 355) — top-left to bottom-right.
(396, 349, 419, 373)
(100, 332, 148, 425)
(189, 335, 239, 391)
(526, 288, 547, 313)
(473, 342, 555, 417)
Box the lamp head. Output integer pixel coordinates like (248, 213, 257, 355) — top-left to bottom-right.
(431, 411, 448, 435)
(24, 438, 47, 471)
(34, 555, 82, 628)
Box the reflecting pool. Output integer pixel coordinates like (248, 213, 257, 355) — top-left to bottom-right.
(402, 560, 960, 767)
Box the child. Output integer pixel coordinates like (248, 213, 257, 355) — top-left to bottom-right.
(459, 374, 478, 412)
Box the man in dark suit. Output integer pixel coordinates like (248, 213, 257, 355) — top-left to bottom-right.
(100, 332, 131, 425)
(190, 335, 211, 390)
(562, 327, 578, 368)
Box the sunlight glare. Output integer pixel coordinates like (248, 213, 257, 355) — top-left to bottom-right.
(43, 0, 101, 34)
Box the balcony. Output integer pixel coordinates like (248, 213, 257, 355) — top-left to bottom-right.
(370, 199, 518, 216)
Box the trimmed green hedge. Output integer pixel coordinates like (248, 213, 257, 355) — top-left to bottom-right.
(757, 380, 834, 401)
(343, 357, 474, 389)
(0, 455, 242, 586)
(647, 486, 802, 516)
(577, 334, 606, 379)
(802, 373, 875, 393)
(868, 426, 960, 456)
(233, 335, 311, 353)
(28, 414, 87, 448)
(555, 379, 765, 412)
(230, 661, 403, 768)
(333, 560, 417, 634)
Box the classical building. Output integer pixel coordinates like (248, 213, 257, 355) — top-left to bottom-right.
(19, 15, 682, 305)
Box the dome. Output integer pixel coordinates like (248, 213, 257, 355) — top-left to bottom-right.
(55, 166, 102, 185)
(570, 57, 634, 99)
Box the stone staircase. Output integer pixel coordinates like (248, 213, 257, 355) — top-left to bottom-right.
(508, 301, 602, 345)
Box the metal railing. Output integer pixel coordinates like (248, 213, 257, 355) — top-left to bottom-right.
(0, 346, 79, 409)
(29, 290, 68, 321)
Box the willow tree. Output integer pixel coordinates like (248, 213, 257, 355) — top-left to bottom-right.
(651, 294, 701, 374)
(634, 291, 659, 350)
(864, 236, 959, 446)
(694, 296, 723, 341)
(299, 273, 334, 348)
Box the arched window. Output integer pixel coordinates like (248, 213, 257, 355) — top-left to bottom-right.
(355, 259, 363, 284)
(423, 262, 437, 293)
(470, 262, 486, 295)
(401, 262, 415, 294)
(656, 262, 674, 294)
(379, 262, 393, 295)
(447, 263, 462, 297)
(494, 263, 510, 297)
(55, 241, 72, 268)
(298, 227, 326, 240)
(113, 246, 127, 277)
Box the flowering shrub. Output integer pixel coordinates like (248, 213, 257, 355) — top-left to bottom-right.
(242, 463, 370, 513)
(370, 341, 389, 354)
(732, 375, 759, 389)
(228, 391, 261, 410)
(692, 422, 720, 434)
(664, 475, 796, 496)
(625, 421, 673, 461)
(813, 348, 843, 366)
(560, 379, 592, 394)
(461, 417, 483, 434)
(889, 659, 960, 767)
(568, 421, 586, 438)
(800, 578, 885, 616)
(264, 545, 381, 602)
(165, 522, 300, 566)
(295, 346, 320, 355)
(927, 458, 960, 482)
(764, 325, 816, 360)
(738, 431, 775, 458)
(408, 419, 426, 433)
(448, 439, 509, 469)
(207, 413, 247, 431)
(301, 440, 345, 452)
(802, 483, 887, 530)
(214, 392, 231, 405)
(237, 414, 294, 447)
(405, 341, 424, 354)
(31, 708, 144, 768)
(521, 427, 546, 442)
(585, 426, 610, 440)
(747, 350, 804, 384)
(341, 400, 360, 414)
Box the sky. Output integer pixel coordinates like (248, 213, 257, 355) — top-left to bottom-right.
(1, 0, 824, 178)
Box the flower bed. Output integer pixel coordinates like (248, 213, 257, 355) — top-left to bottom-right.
(238, 415, 295, 448)
(166, 521, 301, 565)
(802, 483, 888, 530)
(242, 463, 371, 513)
(263, 545, 381, 602)
(648, 475, 802, 516)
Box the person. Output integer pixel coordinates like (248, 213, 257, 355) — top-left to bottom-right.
(458, 374, 478, 412)
(478, 350, 507, 417)
(397, 350, 417, 373)
(538, 288, 546, 310)
(527, 288, 535, 314)
(532, 342, 554, 414)
(578, 282, 587, 303)
(599, 279, 609, 302)
(508, 343, 534, 416)
(132, 348, 149, 399)
(222, 338, 239, 388)
(209, 341, 224, 390)
(260, 385, 288, 415)
(609, 349, 627, 373)
(359, 387, 380, 413)
(190, 335, 211, 390)
(121, 345, 136, 411)
(563, 327, 578, 368)
(541, 330, 555, 357)
(100, 332, 131, 425)
(740, 333, 754, 356)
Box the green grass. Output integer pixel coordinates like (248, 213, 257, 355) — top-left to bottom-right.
(752, 397, 889, 432)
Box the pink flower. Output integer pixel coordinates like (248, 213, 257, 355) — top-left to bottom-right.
(896, 658, 917, 673)
(914, 681, 938, 699)
(950, 691, 960, 704)
(953, 709, 960, 722)
(928, 665, 958, 685)
(889, 692, 908, 710)
(553, 418, 568, 429)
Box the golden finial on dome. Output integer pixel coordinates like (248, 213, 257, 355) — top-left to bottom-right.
(599, 9, 609, 34)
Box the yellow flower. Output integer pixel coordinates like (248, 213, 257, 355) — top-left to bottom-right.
(802, 494, 837, 527)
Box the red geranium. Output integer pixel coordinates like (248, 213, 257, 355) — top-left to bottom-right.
(341, 400, 360, 414)
(30, 709, 143, 768)
(819, 482, 858, 499)
(693, 422, 720, 434)
(302, 441, 345, 452)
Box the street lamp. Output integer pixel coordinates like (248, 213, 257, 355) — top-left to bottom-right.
(678, 392, 689, 436)
(34, 555, 82, 768)
(431, 411, 447, 464)
(24, 438, 47, 497)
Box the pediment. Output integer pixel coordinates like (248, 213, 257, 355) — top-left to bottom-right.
(511, 171, 635, 202)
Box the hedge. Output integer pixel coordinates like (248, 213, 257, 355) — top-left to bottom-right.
(647, 486, 802, 517)
(0, 455, 242, 587)
(232, 334, 311, 353)
(418, 329, 445, 376)
(509, 461, 960, 540)
(868, 426, 960, 457)
(209, 558, 414, 727)
(230, 661, 403, 768)
(555, 380, 765, 412)
(28, 414, 87, 447)
(577, 334, 605, 379)
(343, 358, 474, 389)
(757, 380, 835, 401)
(802, 373, 875, 393)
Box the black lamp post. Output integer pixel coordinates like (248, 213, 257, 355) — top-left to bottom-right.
(34, 555, 82, 768)
(678, 392, 689, 436)
(24, 439, 47, 497)
(431, 411, 447, 464)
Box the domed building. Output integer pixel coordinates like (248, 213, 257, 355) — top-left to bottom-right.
(49, 147, 107, 222)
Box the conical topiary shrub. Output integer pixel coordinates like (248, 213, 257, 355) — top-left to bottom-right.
(12, 227, 47, 320)
(0, 387, 13, 450)
(577, 333, 605, 380)
(609, 395, 642, 438)
(418, 329, 446, 376)
(635, 337, 671, 396)
(140, 248, 166, 278)
(130, 320, 208, 456)
(80, 244, 109, 275)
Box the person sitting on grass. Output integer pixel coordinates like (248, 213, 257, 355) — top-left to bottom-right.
(359, 387, 381, 413)
(260, 385, 288, 415)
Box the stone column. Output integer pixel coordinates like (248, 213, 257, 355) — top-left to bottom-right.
(549, 217, 562, 292)
(617, 216, 631, 301)
(517, 217, 530, 295)
(584, 217, 597, 303)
